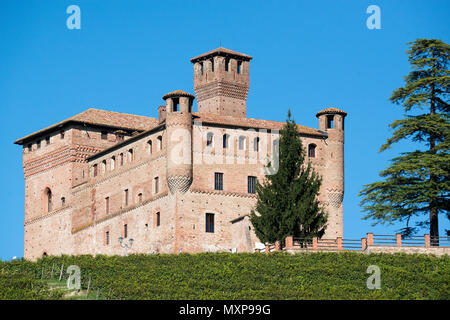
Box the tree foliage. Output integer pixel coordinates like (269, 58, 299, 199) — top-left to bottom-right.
(250, 111, 327, 244)
(360, 39, 450, 239)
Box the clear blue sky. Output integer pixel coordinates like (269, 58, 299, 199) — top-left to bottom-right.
(1, 0, 449, 260)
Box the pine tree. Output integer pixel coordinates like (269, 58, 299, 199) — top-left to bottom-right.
(250, 111, 327, 245)
(359, 39, 450, 245)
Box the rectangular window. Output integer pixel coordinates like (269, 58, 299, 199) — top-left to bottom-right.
(327, 115, 334, 129)
(206, 213, 214, 233)
(155, 177, 159, 194)
(156, 212, 160, 227)
(214, 172, 223, 191)
(120, 153, 124, 166)
(124, 224, 128, 238)
(27, 144, 32, 152)
(248, 176, 256, 194)
(101, 131, 108, 140)
(111, 156, 116, 170)
(105, 197, 110, 214)
(45, 136, 50, 145)
(60, 131, 65, 139)
(237, 61, 242, 74)
(106, 231, 110, 245)
(93, 164, 98, 177)
(37, 140, 41, 149)
(124, 189, 129, 206)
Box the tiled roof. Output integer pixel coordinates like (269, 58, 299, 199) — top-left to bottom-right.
(15, 108, 158, 145)
(192, 113, 325, 136)
(316, 107, 347, 117)
(190, 47, 253, 63)
(162, 90, 195, 100)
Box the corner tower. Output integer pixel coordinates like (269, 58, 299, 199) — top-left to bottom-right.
(316, 107, 347, 238)
(163, 90, 195, 194)
(190, 47, 252, 117)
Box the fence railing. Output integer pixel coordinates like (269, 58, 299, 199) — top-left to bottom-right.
(261, 233, 450, 254)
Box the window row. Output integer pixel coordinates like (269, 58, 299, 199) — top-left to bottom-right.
(104, 179, 159, 214)
(207, 133, 263, 152)
(214, 173, 257, 194)
(26, 131, 65, 152)
(43, 188, 66, 213)
(199, 58, 244, 75)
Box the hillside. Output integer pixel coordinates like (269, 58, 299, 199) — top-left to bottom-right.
(1, 252, 449, 300)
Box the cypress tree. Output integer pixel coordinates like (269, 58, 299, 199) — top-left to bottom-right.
(250, 110, 327, 245)
(359, 39, 450, 244)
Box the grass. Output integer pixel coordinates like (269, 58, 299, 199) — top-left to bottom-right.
(1, 252, 449, 300)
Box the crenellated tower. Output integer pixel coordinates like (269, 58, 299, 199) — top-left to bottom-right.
(163, 90, 195, 194)
(316, 107, 347, 238)
(190, 47, 252, 117)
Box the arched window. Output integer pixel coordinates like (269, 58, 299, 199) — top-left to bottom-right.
(158, 136, 163, 150)
(254, 137, 259, 152)
(308, 144, 316, 158)
(111, 156, 116, 170)
(61, 197, 66, 207)
(207, 132, 214, 147)
(102, 160, 107, 174)
(148, 140, 152, 154)
(223, 134, 229, 149)
(138, 193, 143, 204)
(45, 188, 52, 212)
(128, 149, 133, 162)
(238, 136, 246, 150)
(120, 153, 124, 166)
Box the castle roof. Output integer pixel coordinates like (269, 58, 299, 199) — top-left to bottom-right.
(14, 108, 158, 145)
(192, 113, 326, 137)
(316, 107, 347, 117)
(190, 47, 253, 63)
(162, 90, 195, 100)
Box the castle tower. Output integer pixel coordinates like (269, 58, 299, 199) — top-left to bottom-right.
(316, 107, 347, 238)
(190, 47, 252, 117)
(163, 90, 195, 194)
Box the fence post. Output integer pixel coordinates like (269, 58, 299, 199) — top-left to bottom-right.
(424, 234, 430, 248)
(265, 244, 270, 254)
(361, 238, 367, 250)
(275, 240, 281, 251)
(285, 236, 293, 249)
(396, 233, 402, 246)
(367, 233, 374, 246)
(337, 237, 343, 250)
(312, 237, 318, 250)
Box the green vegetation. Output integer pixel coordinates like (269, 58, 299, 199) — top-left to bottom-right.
(360, 39, 450, 239)
(1, 252, 449, 300)
(250, 110, 327, 244)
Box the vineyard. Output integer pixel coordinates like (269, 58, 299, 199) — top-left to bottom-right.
(0, 252, 449, 300)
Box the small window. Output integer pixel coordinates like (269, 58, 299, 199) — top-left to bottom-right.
(111, 156, 116, 170)
(155, 177, 159, 194)
(138, 193, 143, 203)
(207, 133, 214, 147)
(27, 144, 32, 152)
(327, 115, 334, 129)
(225, 57, 230, 72)
(173, 98, 179, 112)
(45, 137, 50, 145)
(210, 58, 214, 72)
(200, 62, 204, 75)
(157, 136, 162, 151)
(105, 197, 110, 214)
(117, 134, 124, 142)
(37, 140, 41, 149)
(120, 153, 124, 166)
(45, 188, 52, 212)
(128, 149, 133, 162)
(106, 231, 110, 245)
(206, 213, 214, 233)
(155, 212, 160, 227)
(237, 61, 242, 74)
(93, 164, 98, 177)
(60, 131, 65, 139)
(254, 137, 259, 152)
(124, 224, 128, 238)
(248, 176, 256, 194)
(61, 197, 66, 207)
(102, 160, 107, 174)
(124, 189, 129, 206)
(101, 131, 108, 140)
(308, 144, 316, 158)
(223, 134, 229, 149)
(148, 140, 152, 154)
(214, 172, 223, 191)
(238, 136, 246, 150)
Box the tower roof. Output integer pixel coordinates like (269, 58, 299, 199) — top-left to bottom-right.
(316, 107, 347, 118)
(162, 90, 195, 100)
(190, 47, 253, 63)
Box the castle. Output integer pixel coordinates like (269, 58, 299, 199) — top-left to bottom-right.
(15, 48, 346, 260)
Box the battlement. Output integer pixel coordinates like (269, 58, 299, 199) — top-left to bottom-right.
(191, 47, 252, 118)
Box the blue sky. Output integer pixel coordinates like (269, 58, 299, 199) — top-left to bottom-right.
(0, 0, 449, 260)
